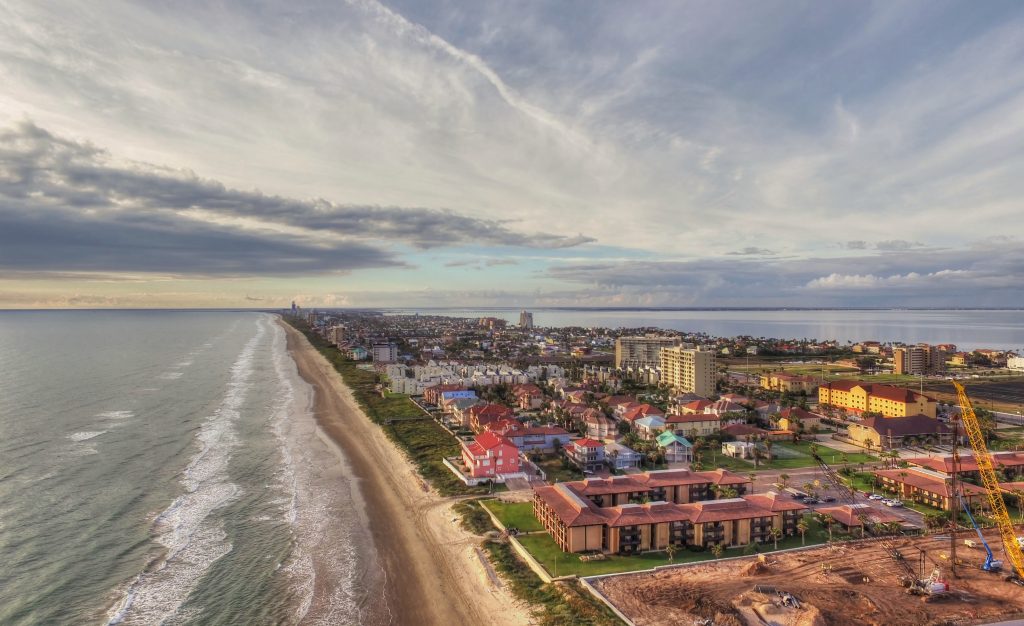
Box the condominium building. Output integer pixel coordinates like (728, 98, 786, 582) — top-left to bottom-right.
(893, 343, 943, 375)
(532, 470, 803, 554)
(519, 309, 535, 329)
(372, 342, 398, 363)
(660, 346, 716, 397)
(614, 335, 681, 369)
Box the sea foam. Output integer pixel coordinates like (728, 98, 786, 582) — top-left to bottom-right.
(107, 317, 267, 625)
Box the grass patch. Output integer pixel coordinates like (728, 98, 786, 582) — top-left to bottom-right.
(482, 500, 544, 533)
(483, 541, 623, 626)
(535, 455, 584, 483)
(452, 497, 622, 624)
(453, 500, 493, 534)
(698, 441, 877, 472)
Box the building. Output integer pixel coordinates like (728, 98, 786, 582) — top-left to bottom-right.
(906, 451, 1024, 482)
(582, 410, 616, 440)
(893, 343, 943, 375)
(614, 335, 681, 369)
(459, 432, 521, 479)
(605, 442, 642, 470)
(519, 310, 535, 329)
(665, 414, 720, 438)
(819, 380, 936, 418)
(372, 342, 398, 363)
(564, 438, 607, 472)
(502, 426, 572, 452)
(512, 383, 544, 410)
(775, 407, 822, 433)
(1009, 356, 1024, 371)
(760, 372, 819, 394)
(633, 415, 666, 440)
(660, 347, 716, 397)
(468, 403, 516, 433)
(873, 467, 988, 511)
(815, 503, 906, 533)
(532, 472, 797, 554)
(848, 414, 951, 449)
(656, 431, 693, 463)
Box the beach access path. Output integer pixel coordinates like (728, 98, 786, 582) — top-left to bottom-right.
(281, 320, 532, 626)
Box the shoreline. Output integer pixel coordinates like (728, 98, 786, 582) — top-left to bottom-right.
(279, 319, 531, 626)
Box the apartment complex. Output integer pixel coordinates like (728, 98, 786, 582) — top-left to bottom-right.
(614, 335, 681, 369)
(533, 470, 804, 554)
(893, 343, 943, 375)
(372, 342, 398, 363)
(519, 310, 534, 329)
(660, 346, 716, 397)
(819, 380, 936, 418)
(760, 371, 818, 394)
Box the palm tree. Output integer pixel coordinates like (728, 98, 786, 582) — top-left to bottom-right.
(770, 526, 783, 551)
(711, 543, 724, 559)
(803, 482, 816, 499)
(778, 473, 791, 490)
(765, 438, 774, 462)
(822, 514, 835, 542)
(797, 518, 809, 546)
(748, 473, 758, 494)
(665, 543, 680, 563)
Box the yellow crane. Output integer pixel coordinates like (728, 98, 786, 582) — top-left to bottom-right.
(953, 380, 1024, 580)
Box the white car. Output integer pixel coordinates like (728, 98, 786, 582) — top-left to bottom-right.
(889, 500, 904, 507)
(868, 494, 884, 500)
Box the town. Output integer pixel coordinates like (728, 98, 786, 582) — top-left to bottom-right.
(294, 306, 1024, 625)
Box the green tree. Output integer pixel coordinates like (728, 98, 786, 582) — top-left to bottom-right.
(665, 543, 680, 563)
(711, 543, 724, 559)
(770, 526, 783, 551)
(778, 473, 791, 490)
(821, 514, 835, 542)
(797, 518, 809, 546)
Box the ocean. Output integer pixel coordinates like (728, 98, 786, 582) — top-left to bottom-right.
(386, 308, 1024, 352)
(0, 311, 375, 625)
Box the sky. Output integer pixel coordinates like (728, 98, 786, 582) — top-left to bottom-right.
(1, 0, 1024, 309)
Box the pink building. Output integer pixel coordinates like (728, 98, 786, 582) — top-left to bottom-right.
(460, 432, 522, 479)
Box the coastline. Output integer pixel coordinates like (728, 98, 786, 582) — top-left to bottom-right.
(279, 319, 531, 626)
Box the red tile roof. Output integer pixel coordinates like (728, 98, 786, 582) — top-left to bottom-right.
(666, 413, 718, 424)
(572, 438, 605, 449)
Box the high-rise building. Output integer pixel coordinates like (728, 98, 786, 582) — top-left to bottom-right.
(519, 310, 534, 329)
(894, 343, 944, 375)
(660, 347, 716, 397)
(372, 343, 398, 363)
(614, 335, 681, 369)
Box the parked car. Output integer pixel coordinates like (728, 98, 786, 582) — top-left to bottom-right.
(822, 496, 837, 503)
(888, 500, 904, 507)
(868, 494, 884, 500)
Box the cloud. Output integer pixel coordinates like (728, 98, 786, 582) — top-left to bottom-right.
(875, 240, 923, 251)
(804, 269, 972, 289)
(0, 122, 594, 252)
(727, 247, 774, 256)
(846, 240, 868, 250)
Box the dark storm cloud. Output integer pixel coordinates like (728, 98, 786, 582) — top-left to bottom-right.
(0, 122, 594, 256)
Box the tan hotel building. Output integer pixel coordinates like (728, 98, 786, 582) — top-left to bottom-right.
(660, 346, 716, 397)
(614, 335, 681, 369)
(533, 470, 806, 554)
(819, 380, 936, 418)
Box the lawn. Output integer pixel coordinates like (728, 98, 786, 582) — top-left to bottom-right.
(534, 455, 583, 483)
(517, 515, 830, 578)
(701, 441, 877, 472)
(482, 500, 544, 533)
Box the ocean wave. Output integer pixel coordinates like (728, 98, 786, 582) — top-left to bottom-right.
(157, 372, 183, 380)
(106, 317, 267, 625)
(68, 430, 107, 442)
(97, 410, 134, 420)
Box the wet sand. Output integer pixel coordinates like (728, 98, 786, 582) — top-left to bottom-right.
(280, 320, 531, 626)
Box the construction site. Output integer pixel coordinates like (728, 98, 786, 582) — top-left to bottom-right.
(593, 529, 1024, 626)
(592, 382, 1024, 626)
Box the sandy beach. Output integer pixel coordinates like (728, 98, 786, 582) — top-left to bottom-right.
(280, 320, 532, 626)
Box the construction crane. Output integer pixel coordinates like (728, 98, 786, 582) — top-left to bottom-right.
(810, 449, 948, 597)
(960, 494, 1002, 572)
(953, 380, 1024, 581)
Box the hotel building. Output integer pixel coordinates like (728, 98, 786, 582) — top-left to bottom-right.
(818, 380, 936, 418)
(614, 335, 682, 369)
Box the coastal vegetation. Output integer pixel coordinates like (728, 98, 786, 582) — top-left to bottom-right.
(287, 318, 486, 496)
(482, 500, 544, 533)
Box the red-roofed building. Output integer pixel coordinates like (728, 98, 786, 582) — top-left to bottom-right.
(512, 383, 544, 410)
(666, 413, 720, 437)
(468, 403, 516, 433)
(565, 438, 607, 472)
(503, 426, 572, 452)
(460, 432, 521, 479)
(680, 399, 713, 414)
(819, 380, 936, 418)
(622, 403, 664, 423)
(424, 383, 467, 406)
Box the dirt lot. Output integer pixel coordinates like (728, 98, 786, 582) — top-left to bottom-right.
(928, 379, 1024, 414)
(593, 532, 1024, 626)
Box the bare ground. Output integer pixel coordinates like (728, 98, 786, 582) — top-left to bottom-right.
(594, 532, 1024, 626)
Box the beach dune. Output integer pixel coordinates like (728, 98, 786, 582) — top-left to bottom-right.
(281, 320, 530, 626)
